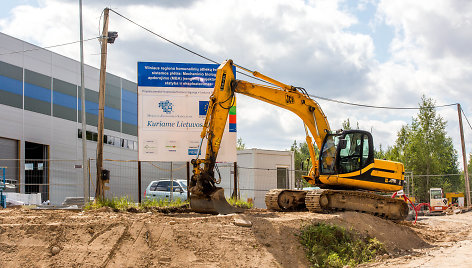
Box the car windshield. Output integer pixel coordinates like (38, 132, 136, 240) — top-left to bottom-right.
(180, 181, 187, 188)
(431, 190, 442, 199)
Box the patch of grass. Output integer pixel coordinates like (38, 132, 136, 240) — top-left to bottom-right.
(298, 223, 386, 268)
(227, 197, 254, 209)
(139, 198, 188, 209)
(84, 196, 188, 211)
(84, 196, 137, 211)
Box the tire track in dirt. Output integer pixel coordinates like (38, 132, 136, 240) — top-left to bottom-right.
(87, 222, 120, 245)
(100, 224, 130, 268)
(75, 223, 129, 267)
(104, 220, 156, 267)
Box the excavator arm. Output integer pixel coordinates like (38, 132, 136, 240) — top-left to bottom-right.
(190, 60, 330, 213)
(190, 60, 407, 220)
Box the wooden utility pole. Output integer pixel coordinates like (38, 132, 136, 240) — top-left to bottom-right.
(95, 8, 110, 200)
(232, 162, 238, 199)
(457, 103, 471, 207)
(138, 161, 142, 203)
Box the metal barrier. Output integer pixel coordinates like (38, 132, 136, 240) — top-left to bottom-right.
(0, 158, 309, 208)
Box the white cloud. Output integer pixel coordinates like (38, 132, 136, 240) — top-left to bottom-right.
(1, 0, 471, 163)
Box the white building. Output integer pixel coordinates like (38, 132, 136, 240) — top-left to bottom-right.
(220, 149, 295, 208)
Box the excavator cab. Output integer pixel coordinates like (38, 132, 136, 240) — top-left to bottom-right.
(319, 130, 374, 176)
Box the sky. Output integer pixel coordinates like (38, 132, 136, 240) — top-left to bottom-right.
(0, 0, 472, 168)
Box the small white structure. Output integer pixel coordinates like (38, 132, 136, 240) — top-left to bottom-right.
(5, 192, 42, 205)
(220, 148, 295, 209)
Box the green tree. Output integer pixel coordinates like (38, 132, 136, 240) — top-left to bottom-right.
(469, 153, 472, 175)
(342, 118, 359, 130)
(467, 153, 472, 193)
(290, 140, 319, 188)
(388, 96, 460, 202)
(374, 144, 386, 159)
(236, 137, 246, 151)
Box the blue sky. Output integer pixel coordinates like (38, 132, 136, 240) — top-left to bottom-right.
(343, 0, 394, 62)
(0, 0, 471, 167)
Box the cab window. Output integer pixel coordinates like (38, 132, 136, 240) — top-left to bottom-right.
(361, 135, 370, 166)
(320, 135, 338, 174)
(338, 133, 363, 174)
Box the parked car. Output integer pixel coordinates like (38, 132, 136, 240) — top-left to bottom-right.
(144, 179, 188, 201)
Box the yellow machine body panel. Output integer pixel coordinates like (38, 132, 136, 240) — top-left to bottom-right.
(318, 159, 404, 192)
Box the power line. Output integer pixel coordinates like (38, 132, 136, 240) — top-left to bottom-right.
(109, 8, 460, 111)
(309, 94, 458, 110)
(109, 9, 218, 65)
(108, 9, 273, 85)
(460, 106, 472, 132)
(0, 37, 99, 56)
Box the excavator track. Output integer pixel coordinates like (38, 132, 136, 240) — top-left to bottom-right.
(265, 189, 409, 220)
(265, 189, 307, 211)
(265, 189, 283, 210)
(306, 189, 408, 220)
(305, 190, 324, 213)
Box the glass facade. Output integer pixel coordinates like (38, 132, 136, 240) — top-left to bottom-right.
(0, 60, 138, 136)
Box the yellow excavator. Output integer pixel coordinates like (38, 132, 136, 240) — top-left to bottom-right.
(190, 60, 408, 220)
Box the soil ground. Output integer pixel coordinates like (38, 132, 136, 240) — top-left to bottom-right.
(0, 207, 471, 267)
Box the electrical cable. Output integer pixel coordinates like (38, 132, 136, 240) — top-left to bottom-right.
(460, 106, 472, 132)
(108, 9, 284, 86)
(0, 37, 99, 56)
(108, 8, 461, 111)
(308, 93, 458, 110)
(109, 9, 218, 65)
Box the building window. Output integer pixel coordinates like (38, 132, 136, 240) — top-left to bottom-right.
(77, 129, 137, 151)
(25, 163, 34, 171)
(106, 135, 114, 145)
(86, 131, 93, 141)
(277, 167, 288, 189)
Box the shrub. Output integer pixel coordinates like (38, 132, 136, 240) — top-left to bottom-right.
(298, 223, 386, 267)
(227, 197, 254, 209)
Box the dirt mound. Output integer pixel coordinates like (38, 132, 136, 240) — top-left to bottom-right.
(0, 208, 434, 267)
(329, 212, 430, 252)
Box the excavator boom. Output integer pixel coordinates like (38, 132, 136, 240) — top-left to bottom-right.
(190, 60, 408, 220)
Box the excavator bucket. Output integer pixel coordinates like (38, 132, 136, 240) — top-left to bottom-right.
(190, 187, 243, 215)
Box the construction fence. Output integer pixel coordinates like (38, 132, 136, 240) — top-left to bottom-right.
(1, 158, 463, 207)
(0, 158, 307, 208)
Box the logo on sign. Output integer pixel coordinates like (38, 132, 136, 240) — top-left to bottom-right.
(158, 100, 174, 114)
(199, 101, 209, 116)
